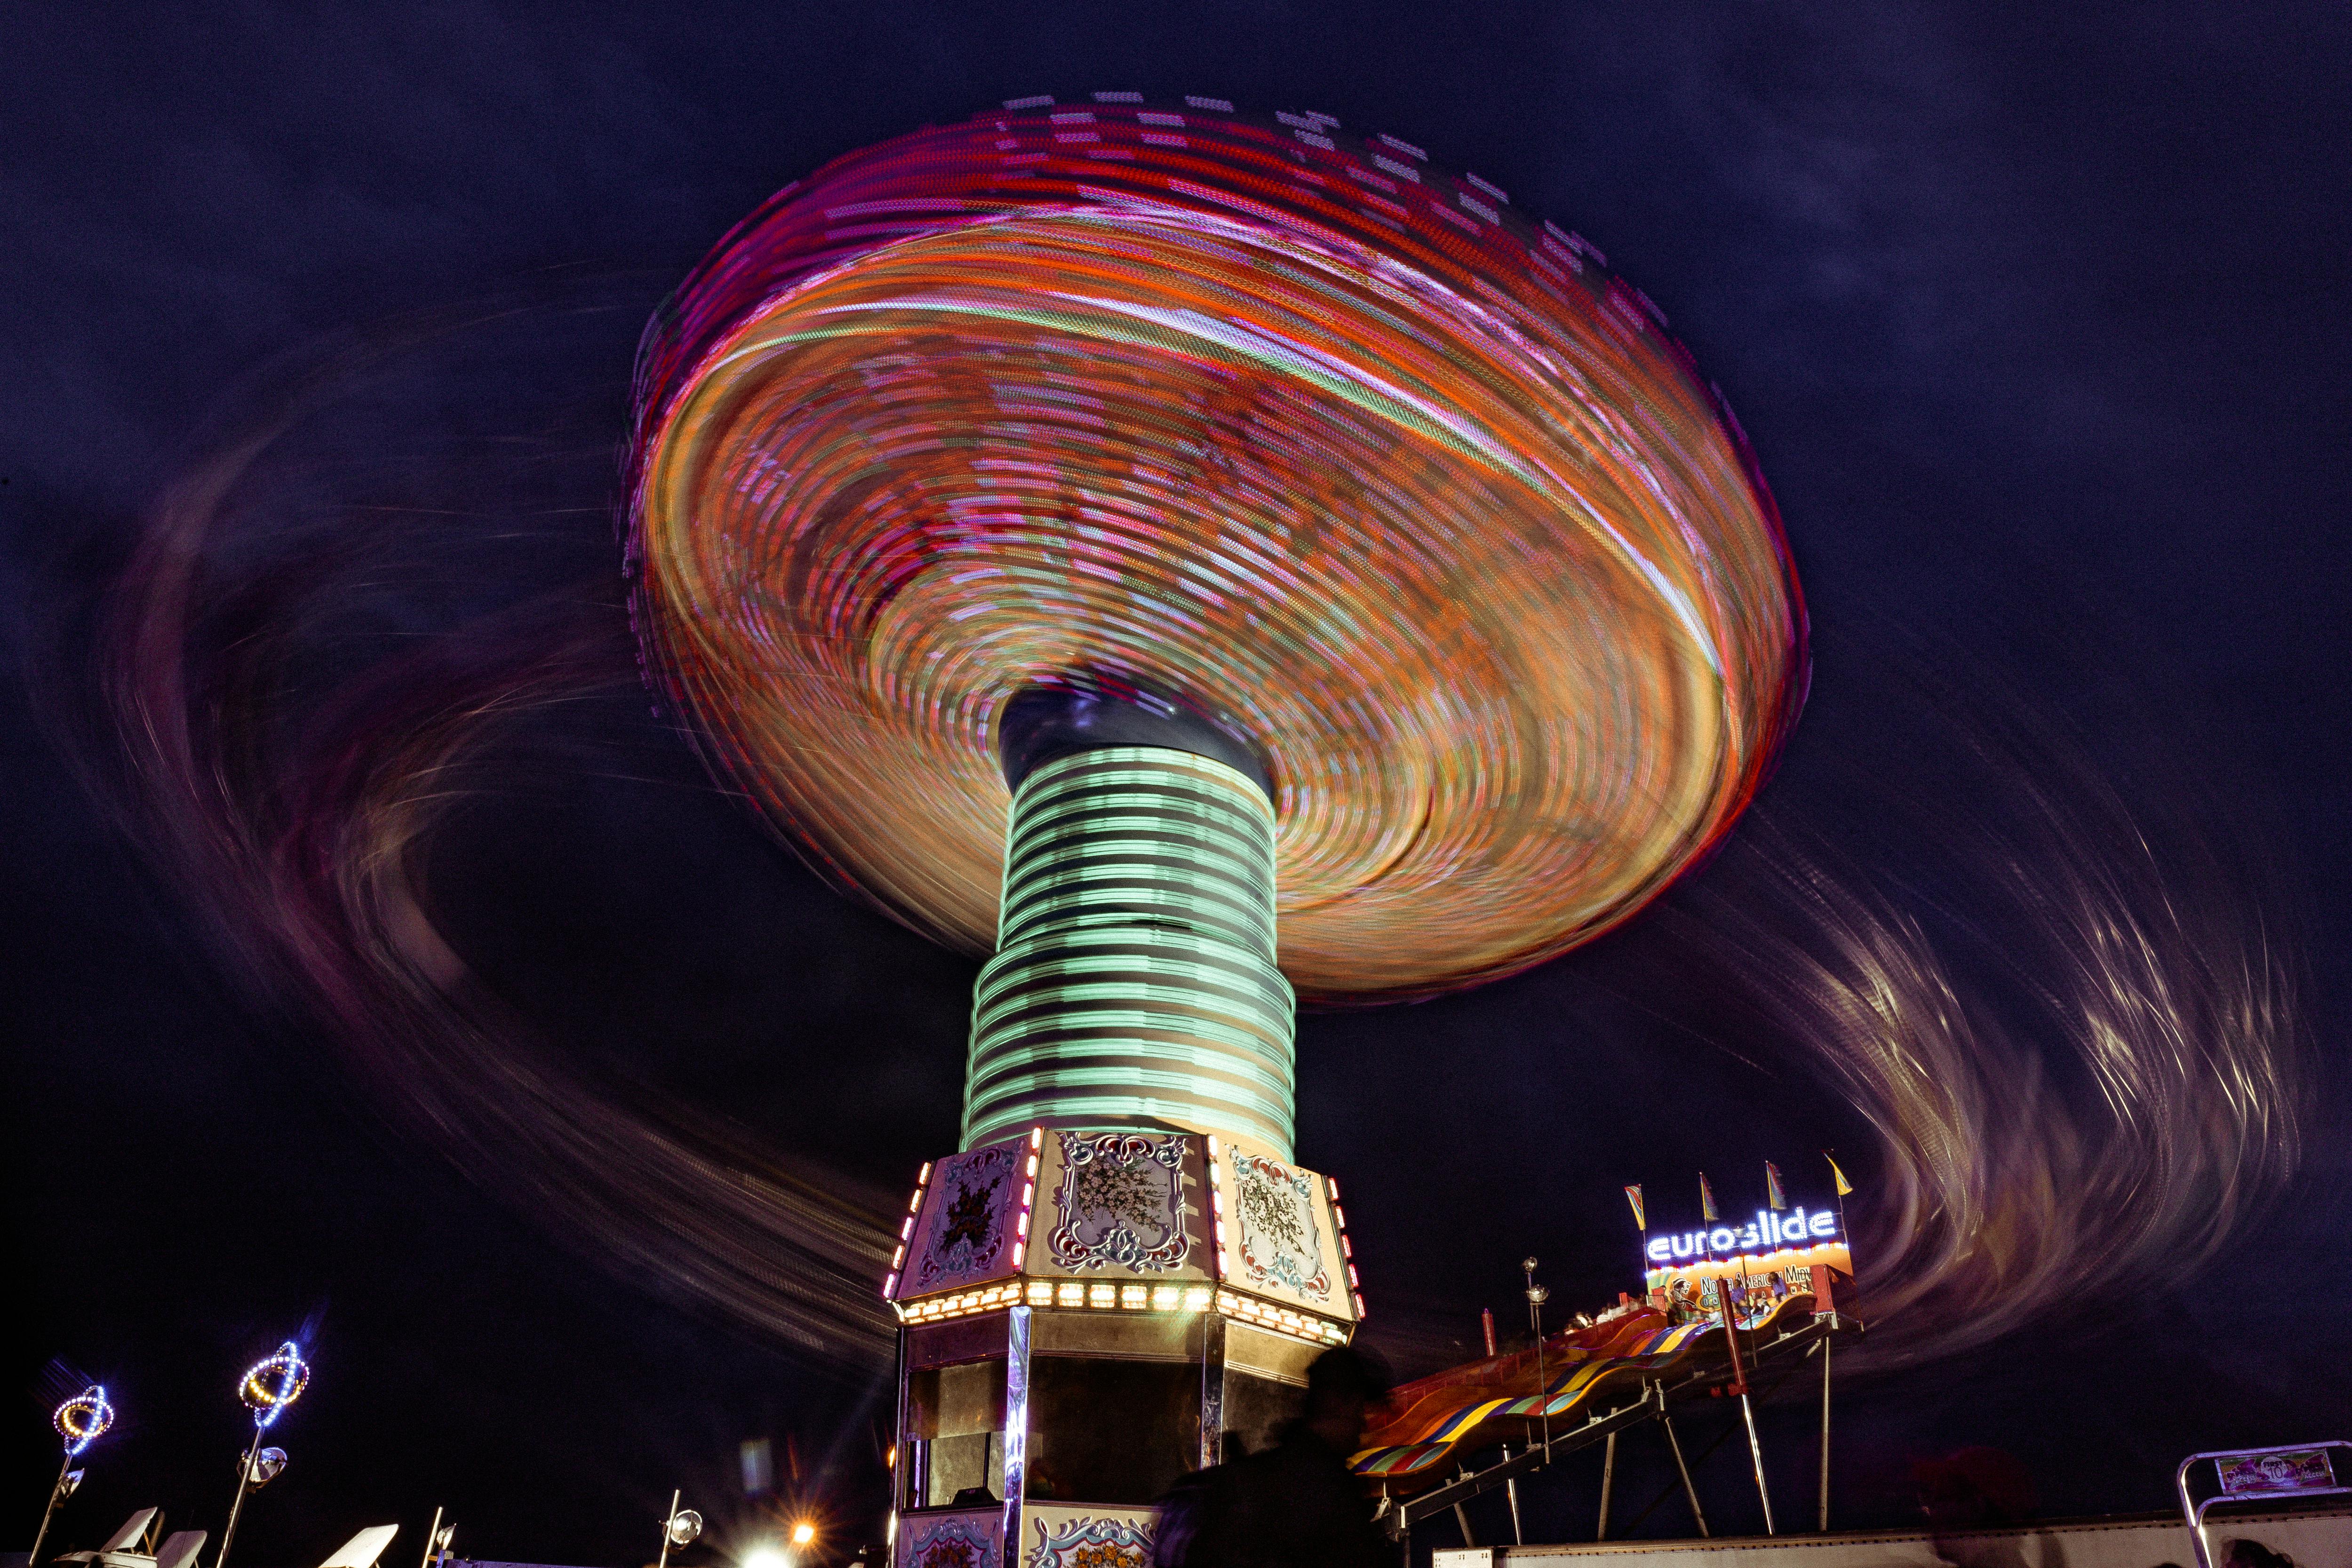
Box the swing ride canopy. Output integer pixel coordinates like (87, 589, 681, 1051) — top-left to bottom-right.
(626, 96, 1806, 1002)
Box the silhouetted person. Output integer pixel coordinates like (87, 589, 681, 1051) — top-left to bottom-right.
(1169, 1347, 1391, 1568)
(2224, 1541, 2295, 1568)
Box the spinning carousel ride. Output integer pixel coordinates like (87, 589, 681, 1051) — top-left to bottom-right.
(626, 94, 1805, 1568)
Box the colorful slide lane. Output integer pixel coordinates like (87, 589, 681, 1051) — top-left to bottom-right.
(1350, 1297, 1816, 1486)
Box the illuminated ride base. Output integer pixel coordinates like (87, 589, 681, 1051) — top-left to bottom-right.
(881, 714, 1863, 1563)
(885, 709, 1368, 1568)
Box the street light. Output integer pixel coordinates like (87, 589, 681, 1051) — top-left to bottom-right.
(655, 1495, 702, 1568)
(1523, 1258, 1552, 1456)
(215, 1343, 311, 1568)
(418, 1507, 457, 1568)
(30, 1386, 115, 1568)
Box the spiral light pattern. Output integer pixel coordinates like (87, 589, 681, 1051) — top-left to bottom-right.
(239, 1342, 310, 1429)
(54, 1385, 114, 1456)
(629, 98, 1805, 999)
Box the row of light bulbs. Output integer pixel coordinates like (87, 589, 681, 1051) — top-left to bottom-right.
(891, 1279, 1348, 1345)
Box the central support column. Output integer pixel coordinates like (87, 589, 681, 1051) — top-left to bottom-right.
(963, 741, 1297, 1157)
(889, 691, 1359, 1562)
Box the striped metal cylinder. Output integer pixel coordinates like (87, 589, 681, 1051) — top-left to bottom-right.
(962, 745, 1296, 1158)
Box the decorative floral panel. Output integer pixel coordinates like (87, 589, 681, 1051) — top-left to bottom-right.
(1046, 1132, 1194, 1273)
(1214, 1138, 1352, 1317)
(899, 1511, 1002, 1568)
(1021, 1506, 1155, 1568)
(903, 1136, 1029, 1296)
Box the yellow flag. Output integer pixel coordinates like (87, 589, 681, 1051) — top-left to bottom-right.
(1825, 1152, 1854, 1197)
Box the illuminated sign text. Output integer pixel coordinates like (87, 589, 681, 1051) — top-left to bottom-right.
(1644, 1207, 1840, 1264)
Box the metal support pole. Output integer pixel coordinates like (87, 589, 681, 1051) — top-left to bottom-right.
(1525, 1258, 1551, 1460)
(657, 1490, 680, 1568)
(1001, 1306, 1032, 1558)
(215, 1428, 265, 1568)
(893, 1326, 911, 1511)
(1714, 1279, 1775, 1537)
(1200, 1311, 1228, 1469)
(1597, 1432, 1618, 1540)
(1817, 1337, 1833, 1532)
(1500, 1444, 1525, 1546)
(1660, 1415, 1709, 1537)
(420, 1509, 443, 1568)
(28, 1455, 74, 1568)
(1738, 1394, 1776, 1537)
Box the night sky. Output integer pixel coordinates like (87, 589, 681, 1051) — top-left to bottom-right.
(6, 6, 2348, 1568)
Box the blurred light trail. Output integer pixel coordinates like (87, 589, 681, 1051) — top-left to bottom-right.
(627, 100, 1808, 1003)
(1645, 673, 2308, 1366)
(76, 320, 901, 1365)
(60, 201, 2302, 1380)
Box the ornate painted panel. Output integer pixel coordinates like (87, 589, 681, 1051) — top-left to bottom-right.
(1040, 1131, 1201, 1276)
(902, 1136, 1030, 1297)
(1212, 1138, 1352, 1318)
(898, 1510, 1003, 1568)
(1020, 1505, 1156, 1568)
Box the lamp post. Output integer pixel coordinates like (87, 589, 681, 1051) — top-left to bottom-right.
(418, 1509, 455, 1568)
(1523, 1258, 1552, 1458)
(30, 1386, 114, 1568)
(655, 1495, 702, 1568)
(215, 1343, 310, 1568)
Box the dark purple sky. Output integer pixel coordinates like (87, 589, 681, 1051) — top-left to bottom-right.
(5, 5, 2347, 1566)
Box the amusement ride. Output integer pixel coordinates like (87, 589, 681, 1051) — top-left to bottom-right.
(624, 95, 1814, 1566)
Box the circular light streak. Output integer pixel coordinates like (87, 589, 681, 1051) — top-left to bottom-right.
(238, 1343, 311, 1429)
(54, 1385, 114, 1457)
(629, 99, 1806, 1001)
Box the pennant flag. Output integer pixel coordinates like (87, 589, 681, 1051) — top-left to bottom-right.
(1624, 1184, 1646, 1231)
(1825, 1151, 1854, 1197)
(1699, 1172, 1720, 1223)
(1764, 1161, 1787, 1210)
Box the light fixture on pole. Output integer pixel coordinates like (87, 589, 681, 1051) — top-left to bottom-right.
(418, 1508, 456, 1568)
(30, 1385, 115, 1568)
(1523, 1258, 1552, 1457)
(215, 1342, 310, 1568)
(655, 1494, 701, 1568)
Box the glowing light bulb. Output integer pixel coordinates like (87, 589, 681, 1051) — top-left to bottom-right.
(238, 1342, 311, 1430)
(54, 1386, 115, 1457)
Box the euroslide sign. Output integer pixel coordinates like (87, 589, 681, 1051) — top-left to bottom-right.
(1643, 1202, 1852, 1286)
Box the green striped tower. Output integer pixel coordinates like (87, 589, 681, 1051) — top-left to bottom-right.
(961, 743, 1297, 1159)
